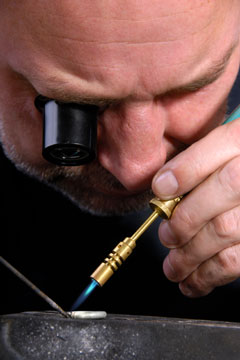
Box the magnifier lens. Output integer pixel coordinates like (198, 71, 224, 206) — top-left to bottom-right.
(48, 146, 89, 162)
(35, 96, 99, 166)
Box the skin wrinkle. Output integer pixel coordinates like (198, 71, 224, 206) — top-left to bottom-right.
(176, 218, 240, 278)
(21, 1, 219, 46)
(7, 6, 236, 96)
(27, 36, 237, 105)
(45, 2, 212, 21)
(38, 21, 213, 46)
(26, 0, 212, 25)
(34, 11, 215, 45)
(21, 40, 234, 98)
(37, 42, 236, 109)
(8, 46, 232, 84)
(38, 21, 211, 46)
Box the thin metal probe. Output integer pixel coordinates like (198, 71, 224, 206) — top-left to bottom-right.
(0, 256, 71, 318)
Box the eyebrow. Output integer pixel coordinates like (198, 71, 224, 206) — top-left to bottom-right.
(47, 41, 238, 106)
(54, 94, 120, 107)
(166, 41, 238, 96)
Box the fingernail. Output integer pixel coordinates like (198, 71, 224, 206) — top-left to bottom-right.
(159, 221, 177, 247)
(153, 170, 178, 197)
(179, 283, 194, 297)
(163, 256, 176, 280)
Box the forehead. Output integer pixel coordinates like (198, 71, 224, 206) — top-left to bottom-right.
(11, 0, 240, 99)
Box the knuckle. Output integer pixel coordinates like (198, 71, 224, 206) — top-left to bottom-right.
(215, 247, 239, 274)
(173, 204, 196, 234)
(183, 271, 209, 296)
(212, 211, 240, 239)
(188, 274, 206, 293)
(218, 156, 240, 196)
(168, 249, 189, 281)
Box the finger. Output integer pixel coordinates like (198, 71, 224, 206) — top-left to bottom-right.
(152, 119, 240, 200)
(178, 243, 240, 298)
(158, 155, 240, 248)
(162, 205, 240, 283)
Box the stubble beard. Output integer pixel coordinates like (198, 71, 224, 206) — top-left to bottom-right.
(0, 136, 153, 216)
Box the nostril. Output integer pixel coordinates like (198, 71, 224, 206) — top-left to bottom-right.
(98, 148, 167, 192)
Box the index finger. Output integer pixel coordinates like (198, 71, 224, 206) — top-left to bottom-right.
(152, 106, 240, 200)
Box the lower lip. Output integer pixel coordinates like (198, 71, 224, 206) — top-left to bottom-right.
(93, 185, 138, 198)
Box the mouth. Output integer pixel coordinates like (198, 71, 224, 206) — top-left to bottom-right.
(14, 157, 153, 215)
(48, 161, 142, 198)
(91, 182, 141, 198)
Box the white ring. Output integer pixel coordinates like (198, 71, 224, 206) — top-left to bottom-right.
(68, 311, 107, 319)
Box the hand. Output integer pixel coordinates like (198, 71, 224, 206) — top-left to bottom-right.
(152, 119, 240, 298)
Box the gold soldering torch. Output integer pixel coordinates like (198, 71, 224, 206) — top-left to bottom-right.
(71, 196, 182, 310)
(91, 197, 182, 286)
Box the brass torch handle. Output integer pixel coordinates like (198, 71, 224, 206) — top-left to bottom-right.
(91, 237, 136, 286)
(91, 196, 182, 287)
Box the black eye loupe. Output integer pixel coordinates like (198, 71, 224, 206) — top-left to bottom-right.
(35, 95, 99, 166)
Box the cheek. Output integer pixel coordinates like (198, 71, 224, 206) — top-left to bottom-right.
(0, 69, 46, 166)
(162, 91, 228, 144)
(0, 99, 44, 166)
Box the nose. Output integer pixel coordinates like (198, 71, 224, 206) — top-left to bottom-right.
(97, 101, 168, 192)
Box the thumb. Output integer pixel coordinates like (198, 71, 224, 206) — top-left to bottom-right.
(152, 119, 240, 199)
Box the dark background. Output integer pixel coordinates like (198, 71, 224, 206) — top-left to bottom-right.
(1, 71, 240, 322)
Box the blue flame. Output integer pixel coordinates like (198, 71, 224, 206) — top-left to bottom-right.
(71, 278, 99, 310)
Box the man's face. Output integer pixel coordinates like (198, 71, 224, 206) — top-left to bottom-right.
(0, 0, 240, 215)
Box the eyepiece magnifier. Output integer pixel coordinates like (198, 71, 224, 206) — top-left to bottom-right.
(35, 95, 99, 166)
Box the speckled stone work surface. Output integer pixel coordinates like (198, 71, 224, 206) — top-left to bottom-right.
(1, 312, 240, 360)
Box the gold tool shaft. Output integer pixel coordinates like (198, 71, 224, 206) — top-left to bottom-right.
(131, 210, 159, 242)
(91, 196, 182, 286)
